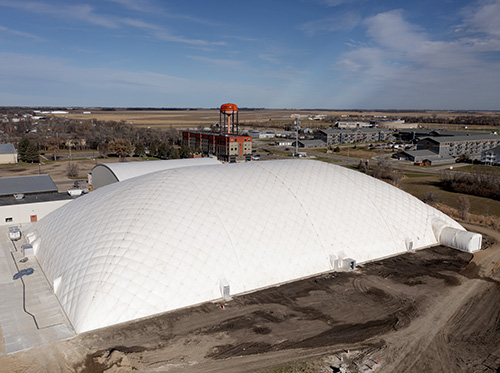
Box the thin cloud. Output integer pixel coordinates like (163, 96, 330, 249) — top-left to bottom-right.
(463, 0, 500, 37)
(258, 53, 282, 64)
(0, 52, 271, 107)
(119, 18, 225, 46)
(106, 0, 157, 13)
(0, 1, 120, 28)
(186, 55, 243, 68)
(334, 6, 500, 109)
(0, 25, 45, 41)
(299, 13, 361, 36)
(106, 0, 218, 26)
(316, 0, 356, 7)
(364, 10, 426, 52)
(457, 0, 500, 51)
(0, 0, 224, 47)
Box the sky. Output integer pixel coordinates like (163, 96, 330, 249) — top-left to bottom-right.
(0, 0, 499, 110)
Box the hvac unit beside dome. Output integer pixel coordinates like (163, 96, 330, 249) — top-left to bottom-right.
(220, 278, 231, 301)
(342, 258, 356, 271)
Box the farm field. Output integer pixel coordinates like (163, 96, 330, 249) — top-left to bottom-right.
(52, 108, 500, 130)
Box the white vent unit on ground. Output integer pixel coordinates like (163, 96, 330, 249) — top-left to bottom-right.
(329, 254, 339, 270)
(220, 278, 231, 301)
(21, 244, 34, 257)
(405, 238, 414, 252)
(341, 257, 356, 271)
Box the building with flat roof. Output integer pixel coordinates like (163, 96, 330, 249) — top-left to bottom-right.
(0, 175, 58, 197)
(182, 131, 252, 162)
(318, 128, 395, 145)
(481, 145, 500, 165)
(398, 129, 493, 142)
(0, 175, 72, 225)
(334, 121, 371, 129)
(394, 149, 442, 164)
(417, 134, 500, 159)
(293, 139, 327, 148)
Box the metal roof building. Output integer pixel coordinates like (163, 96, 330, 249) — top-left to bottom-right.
(0, 175, 58, 197)
(27, 160, 481, 333)
(0, 144, 17, 164)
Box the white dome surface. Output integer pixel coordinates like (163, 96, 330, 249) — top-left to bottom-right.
(29, 160, 464, 333)
(91, 158, 221, 188)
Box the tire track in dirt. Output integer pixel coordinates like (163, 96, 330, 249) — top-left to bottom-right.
(373, 224, 500, 372)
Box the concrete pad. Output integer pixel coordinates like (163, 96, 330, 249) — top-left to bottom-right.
(0, 226, 75, 355)
(0, 233, 17, 284)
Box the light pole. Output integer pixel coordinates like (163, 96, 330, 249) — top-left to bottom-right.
(294, 117, 300, 157)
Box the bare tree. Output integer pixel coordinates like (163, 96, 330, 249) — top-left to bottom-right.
(98, 142, 109, 158)
(422, 191, 440, 204)
(458, 195, 470, 221)
(66, 163, 79, 178)
(45, 137, 62, 161)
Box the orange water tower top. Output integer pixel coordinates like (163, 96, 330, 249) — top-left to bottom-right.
(219, 103, 239, 134)
(220, 103, 238, 114)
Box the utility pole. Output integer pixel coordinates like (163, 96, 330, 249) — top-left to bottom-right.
(295, 117, 300, 157)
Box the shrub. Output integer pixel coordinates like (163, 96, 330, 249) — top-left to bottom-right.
(66, 163, 79, 178)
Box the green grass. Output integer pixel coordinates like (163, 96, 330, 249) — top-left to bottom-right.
(400, 172, 500, 217)
(316, 157, 500, 218)
(313, 156, 344, 164)
(402, 170, 436, 178)
(452, 164, 500, 174)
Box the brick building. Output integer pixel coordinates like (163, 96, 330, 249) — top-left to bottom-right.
(182, 131, 252, 162)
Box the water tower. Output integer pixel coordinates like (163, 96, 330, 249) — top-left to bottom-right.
(220, 103, 239, 134)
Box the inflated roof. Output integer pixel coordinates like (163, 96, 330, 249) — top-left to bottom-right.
(28, 160, 466, 333)
(91, 158, 221, 188)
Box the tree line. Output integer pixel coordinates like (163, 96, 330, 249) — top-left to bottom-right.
(399, 115, 500, 127)
(1, 113, 197, 162)
(440, 169, 500, 200)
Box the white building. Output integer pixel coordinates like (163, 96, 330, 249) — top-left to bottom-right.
(0, 144, 17, 164)
(275, 139, 294, 146)
(91, 158, 221, 189)
(27, 160, 480, 333)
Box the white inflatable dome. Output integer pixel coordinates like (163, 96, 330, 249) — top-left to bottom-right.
(28, 160, 472, 333)
(91, 158, 221, 189)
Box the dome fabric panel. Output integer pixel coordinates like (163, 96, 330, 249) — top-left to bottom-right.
(29, 160, 464, 333)
(91, 158, 221, 188)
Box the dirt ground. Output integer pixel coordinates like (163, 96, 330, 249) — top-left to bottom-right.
(0, 224, 499, 373)
(0, 157, 135, 192)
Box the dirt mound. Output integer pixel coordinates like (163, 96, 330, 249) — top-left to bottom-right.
(2, 243, 500, 373)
